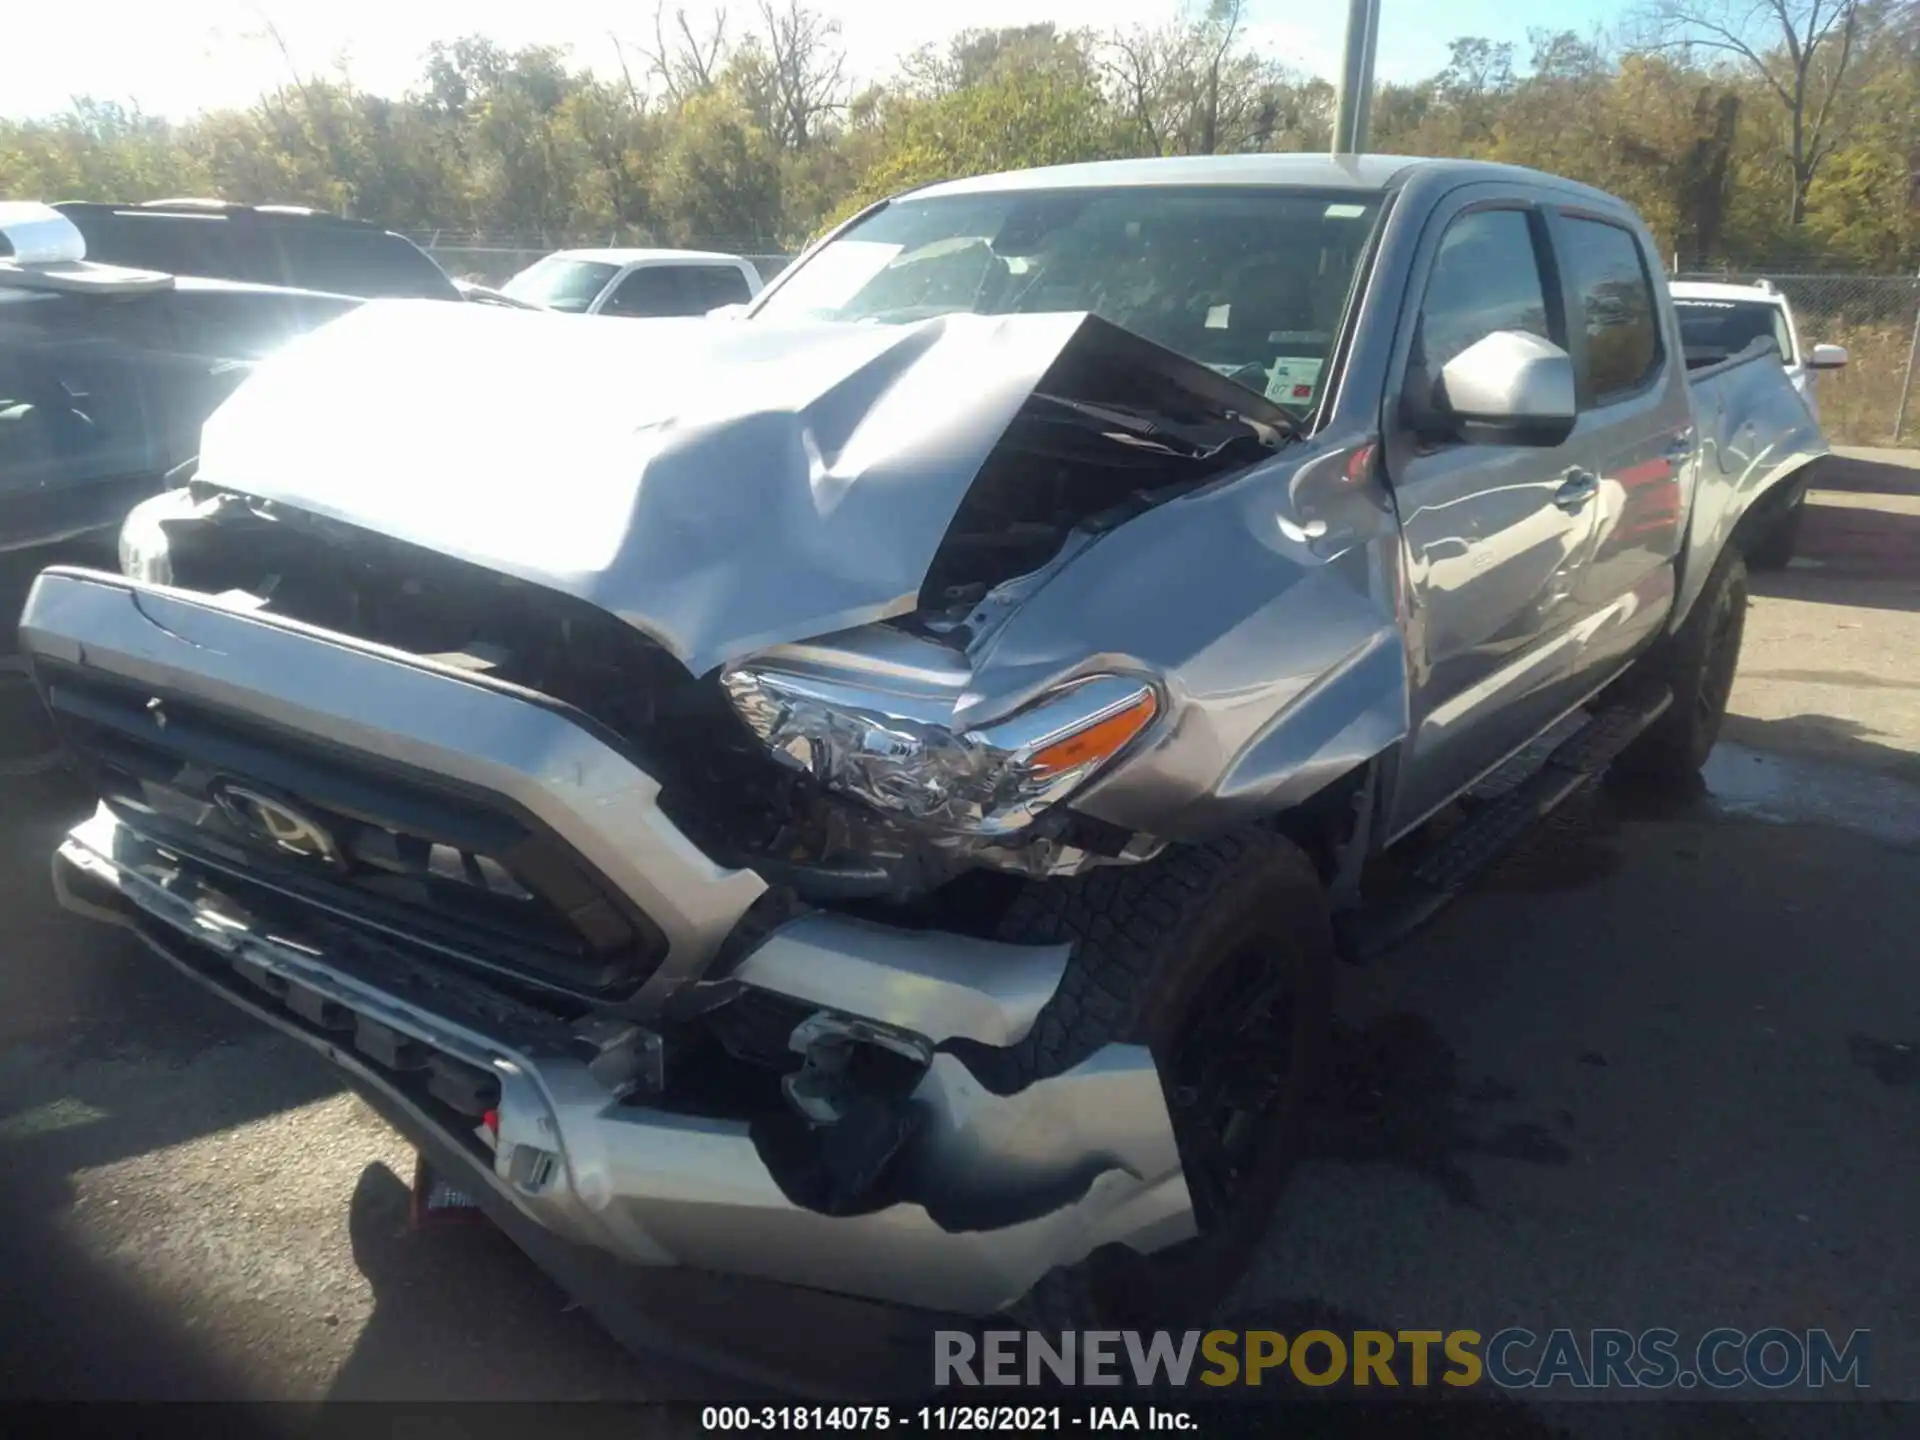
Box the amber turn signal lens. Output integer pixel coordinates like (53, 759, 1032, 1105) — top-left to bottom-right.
(1027, 690, 1158, 778)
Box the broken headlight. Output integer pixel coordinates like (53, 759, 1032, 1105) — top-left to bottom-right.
(722, 663, 1159, 836)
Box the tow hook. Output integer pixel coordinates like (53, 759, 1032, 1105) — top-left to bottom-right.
(781, 1011, 931, 1126)
(776, 1011, 932, 1215)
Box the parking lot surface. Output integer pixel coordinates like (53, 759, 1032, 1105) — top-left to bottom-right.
(0, 451, 1916, 1417)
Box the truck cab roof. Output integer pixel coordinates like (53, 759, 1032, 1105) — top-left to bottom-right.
(912, 152, 1638, 211)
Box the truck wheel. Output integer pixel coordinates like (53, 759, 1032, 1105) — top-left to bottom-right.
(986, 829, 1335, 1329)
(1745, 491, 1805, 571)
(1611, 547, 1748, 785)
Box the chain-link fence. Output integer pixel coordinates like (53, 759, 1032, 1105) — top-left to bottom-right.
(1672, 266, 1920, 447)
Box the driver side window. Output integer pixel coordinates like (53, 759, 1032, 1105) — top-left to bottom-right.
(1413, 208, 1554, 380)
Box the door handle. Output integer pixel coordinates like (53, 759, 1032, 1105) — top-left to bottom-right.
(1554, 470, 1599, 512)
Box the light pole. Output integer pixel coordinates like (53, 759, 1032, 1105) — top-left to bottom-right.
(1332, 0, 1382, 155)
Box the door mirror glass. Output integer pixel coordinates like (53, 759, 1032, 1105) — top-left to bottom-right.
(1435, 330, 1577, 447)
(1809, 342, 1849, 370)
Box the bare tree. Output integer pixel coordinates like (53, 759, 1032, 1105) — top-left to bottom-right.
(609, 33, 649, 114)
(1098, 23, 1185, 155)
(1099, 0, 1283, 155)
(1644, 0, 1866, 223)
(750, 0, 847, 148)
(639, 3, 732, 104)
(1192, 0, 1247, 156)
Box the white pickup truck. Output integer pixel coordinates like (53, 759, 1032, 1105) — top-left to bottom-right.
(19, 154, 1827, 1349)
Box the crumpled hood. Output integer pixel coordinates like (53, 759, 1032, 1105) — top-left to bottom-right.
(195, 300, 1092, 675)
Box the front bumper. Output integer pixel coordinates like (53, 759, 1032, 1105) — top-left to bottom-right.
(28, 570, 1195, 1318)
(55, 810, 1193, 1315)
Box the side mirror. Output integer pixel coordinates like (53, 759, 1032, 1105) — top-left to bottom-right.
(1809, 343, 1849, 371)
(1425, 330, 1577, 447)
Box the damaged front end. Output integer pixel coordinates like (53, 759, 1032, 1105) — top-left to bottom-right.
(26, 303, 1342, 1316)
(31, 569, 1193, 1315)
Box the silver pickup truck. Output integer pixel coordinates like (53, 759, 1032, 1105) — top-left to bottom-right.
(17, 155, 1824, 1338)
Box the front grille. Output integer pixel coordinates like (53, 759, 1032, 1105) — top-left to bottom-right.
(40, 664, 668, 999)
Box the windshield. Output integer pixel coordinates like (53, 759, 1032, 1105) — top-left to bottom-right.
(1674, 298, 1794, 366)
(502, 257, 619, 312)
(755, 186, 1384, 419)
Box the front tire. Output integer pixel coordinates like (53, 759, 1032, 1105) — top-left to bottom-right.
(1745, 490, 1805, 571)
(1610, 546, 1748, 785)
(988, 829, 1336, 1329)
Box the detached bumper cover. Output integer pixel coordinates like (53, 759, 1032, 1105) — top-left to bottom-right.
(56, 811, 1193, 1315)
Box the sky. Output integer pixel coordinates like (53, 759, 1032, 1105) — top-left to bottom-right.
(3, 0, 1623, 123)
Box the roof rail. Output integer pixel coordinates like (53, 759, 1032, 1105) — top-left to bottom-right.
(57, 197, 342, 226)
(0, 200, 86, 264)
(0, 200, 175, 295)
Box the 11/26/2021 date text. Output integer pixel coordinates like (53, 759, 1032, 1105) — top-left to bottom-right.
(700, 1406, 1199, 1431)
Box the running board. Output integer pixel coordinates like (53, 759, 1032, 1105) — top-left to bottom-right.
(1342, 686, 1673, 961)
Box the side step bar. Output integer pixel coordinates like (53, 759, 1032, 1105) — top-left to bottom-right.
(1344, 686, 1674, 961)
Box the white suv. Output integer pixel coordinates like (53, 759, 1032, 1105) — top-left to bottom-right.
(1670, 279, 1849, 422)
(1671, 279, 1848, 569)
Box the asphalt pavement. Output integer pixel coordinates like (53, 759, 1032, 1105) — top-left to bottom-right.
(0, 450, 1916, 1419)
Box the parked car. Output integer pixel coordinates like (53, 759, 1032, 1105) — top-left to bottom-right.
(21, 155, 1824, 1343)
(1, 201, 360, 562)
(1670, 279, 1848, 568)
(499, 247, 763, 316)
(52, 198, 461, 303)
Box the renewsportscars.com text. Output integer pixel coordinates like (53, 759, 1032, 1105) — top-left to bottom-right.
(935, 1327, 1871, 1391)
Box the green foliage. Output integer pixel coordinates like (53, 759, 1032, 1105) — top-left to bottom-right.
(0, 7, 1913, 269)
(838, 41, 1119, 219)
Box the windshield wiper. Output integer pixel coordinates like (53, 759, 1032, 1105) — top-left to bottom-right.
(1032, 393, 1292, 461)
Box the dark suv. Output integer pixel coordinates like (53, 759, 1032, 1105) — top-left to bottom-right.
(52, 200, 459, 302)
(2, 264, 359, 562)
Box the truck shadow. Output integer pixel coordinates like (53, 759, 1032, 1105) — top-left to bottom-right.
(0, 1216, 271, 1409)
(1750, 498, 1920, 611)
(326, 1161, 685, 1400)
(1714, 714, 1920, 793)
(1810, 453, 1920, 499)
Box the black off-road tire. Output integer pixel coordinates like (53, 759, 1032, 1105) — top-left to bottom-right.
(1745, 491, 1805, 571)
(985, 828, 1336, 1331)
(1609, 546, 1748, 786)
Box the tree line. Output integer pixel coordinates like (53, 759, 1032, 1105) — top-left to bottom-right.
(2, 0, 1915, 272)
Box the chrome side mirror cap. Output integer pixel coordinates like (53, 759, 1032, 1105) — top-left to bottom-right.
(1435, 330, 1578, 447)
(1809, 343, 1849, 370)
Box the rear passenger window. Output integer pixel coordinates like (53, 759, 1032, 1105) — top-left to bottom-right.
(1560, 218, 1661, 403)
(687, 265, 752, 309)
(602, 267, 685, 317)
(1413, 208, 1552, 380)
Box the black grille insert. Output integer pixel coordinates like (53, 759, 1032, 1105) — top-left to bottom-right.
(41, 665, 667, 999)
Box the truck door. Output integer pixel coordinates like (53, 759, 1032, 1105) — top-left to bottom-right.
(1380, 190, 1603, 839)
(1544, 210, 1694, 693)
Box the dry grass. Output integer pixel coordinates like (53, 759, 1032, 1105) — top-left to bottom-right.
(1810, 320, 1920, 446)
